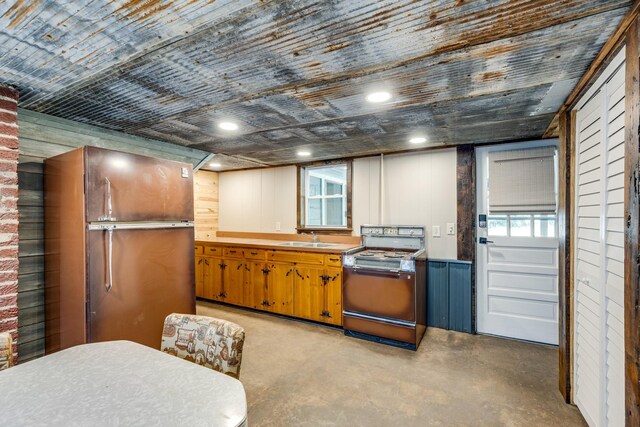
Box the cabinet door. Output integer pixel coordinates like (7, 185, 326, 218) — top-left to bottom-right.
(240, 262, 254, 308)
(268, 263, 294, 315)
(292, 265, 324, 322)
(204, 257, 224, 301)
(248, 262, 269, 310)
(223, 258, 245, 305)
(323, 268, 343, 326)
(195, 255, 205, 298)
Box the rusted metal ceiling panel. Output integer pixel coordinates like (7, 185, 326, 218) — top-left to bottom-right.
(0, 0, 632, 168)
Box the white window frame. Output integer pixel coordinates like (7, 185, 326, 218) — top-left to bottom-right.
(305, 174, 346, 227)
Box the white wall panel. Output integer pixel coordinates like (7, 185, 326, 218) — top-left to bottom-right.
(219, 166, 297, 234)
(219, 149, 457, 259)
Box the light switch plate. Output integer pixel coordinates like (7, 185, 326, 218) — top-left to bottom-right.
(447, 223, 455, 235)
(275, 221, 281, 231)
(432, 225, 441, 238)
(181, 167, 189, 178)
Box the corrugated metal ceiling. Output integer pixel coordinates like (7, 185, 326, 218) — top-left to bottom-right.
(0, 0, 632, 170)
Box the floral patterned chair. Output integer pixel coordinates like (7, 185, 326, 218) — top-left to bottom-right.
(0, 332, 14, 371)
(161, 313, 245, 379)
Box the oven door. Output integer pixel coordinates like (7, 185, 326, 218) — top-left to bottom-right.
(343, 267, 415, 321)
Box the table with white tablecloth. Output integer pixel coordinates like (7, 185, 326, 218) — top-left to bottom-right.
(0, 340, 247, 426)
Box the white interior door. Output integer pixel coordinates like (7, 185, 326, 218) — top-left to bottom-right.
(573, 48, 625, 427)
(476, 142, 560, 345)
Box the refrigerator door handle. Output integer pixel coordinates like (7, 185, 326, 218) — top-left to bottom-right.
(99, 177, 115, 221)
(105, 227, 114, 292)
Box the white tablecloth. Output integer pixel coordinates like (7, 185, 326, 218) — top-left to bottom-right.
(0, 340, 247, 426)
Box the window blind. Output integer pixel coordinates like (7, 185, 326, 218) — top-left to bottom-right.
(488, 146, 556, 214)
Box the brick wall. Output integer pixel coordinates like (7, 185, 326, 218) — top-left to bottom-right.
(0, 85, 19, 361)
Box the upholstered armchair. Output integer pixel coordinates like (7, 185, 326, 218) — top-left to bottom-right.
(0, 332, 14, 371)
(161, 313, 245, 379)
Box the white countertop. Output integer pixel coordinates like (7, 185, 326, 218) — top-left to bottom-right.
(0, 340, 247, 427)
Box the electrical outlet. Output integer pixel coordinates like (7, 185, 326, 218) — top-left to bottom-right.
(432, 225, 441, 238)
(275, 222, 281, 231)
(447, 223, 455, 235)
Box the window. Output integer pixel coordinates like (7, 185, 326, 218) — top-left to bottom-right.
(298, 162, 351, 232)
(488, 214, 557, 238)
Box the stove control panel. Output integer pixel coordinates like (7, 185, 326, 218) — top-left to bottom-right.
(360, 225, 424, 237)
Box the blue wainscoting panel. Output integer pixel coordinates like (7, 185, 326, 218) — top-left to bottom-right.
(448, 262, 472, 333)
(427, 259, 473, 334)
(427, 261, 449, 329)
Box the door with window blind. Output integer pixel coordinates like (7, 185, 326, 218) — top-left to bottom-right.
(573, 50, 625, 427)
(476, 143, 559, 345)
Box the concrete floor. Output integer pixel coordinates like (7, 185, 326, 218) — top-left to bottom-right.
(197, 301, 586, 427)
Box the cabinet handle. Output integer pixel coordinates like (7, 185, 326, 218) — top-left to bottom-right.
(295, 270, 304, 279)
(286, 269, 293, 277)
(245, 265, 250, 272)
(198, 258, 203, 265)
(229, 250, 237, 254)
(250, 251, 258, 256)
(204, 259, 210, 266)
(329, 258, 340, 262)
(237, 263, 243, 270)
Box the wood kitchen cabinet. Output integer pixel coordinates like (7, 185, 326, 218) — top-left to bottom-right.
(322, 268, 342, 326)
(204, 257, 225, 301)
(223, 258, 245, 305)
(195, 243, 343, 326)
(195, 254, 205, 298)
(268, 262, 294, 316)
(292, 265, 325, 322)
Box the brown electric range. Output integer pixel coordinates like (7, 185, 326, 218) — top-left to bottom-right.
(342, 225, 427, 350)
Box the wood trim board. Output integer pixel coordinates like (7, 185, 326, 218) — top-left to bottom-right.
(557, 110, 575, 403)
(625, 18, 640, 426)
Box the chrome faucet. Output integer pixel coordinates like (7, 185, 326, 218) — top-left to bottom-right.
(302, 231, 320, 243)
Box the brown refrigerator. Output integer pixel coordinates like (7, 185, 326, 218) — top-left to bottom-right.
(44, 146, 196, 354)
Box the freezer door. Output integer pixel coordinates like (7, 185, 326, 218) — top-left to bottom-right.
(85, 146, 194, 222)
(87, 227, 195, 349)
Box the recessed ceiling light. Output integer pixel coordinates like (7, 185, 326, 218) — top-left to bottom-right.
(366, 91, 392, 103)
(218, 121, 239, 131)
(297, 151, 311, 157)
(210, 162, 222, 168)
(409, 137, 427, 144)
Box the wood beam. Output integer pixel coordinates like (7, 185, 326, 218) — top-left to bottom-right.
(625, 17, 640, 426)
(557, 110, 575, 403)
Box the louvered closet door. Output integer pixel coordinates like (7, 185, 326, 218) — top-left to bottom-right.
(602, 64, 625, 427)
(575, 90, 604, 427)
(573, 54, 625, 427)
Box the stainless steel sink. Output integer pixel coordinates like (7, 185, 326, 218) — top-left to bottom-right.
(278, 241, 337, 248)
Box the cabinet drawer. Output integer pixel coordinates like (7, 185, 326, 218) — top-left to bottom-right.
(194, 245, 204, 255)
(268, 250, 324, 265)
(325, 254, 342, 267)
(223, 247, 243, 258)
(244, 248, 266, 260)
(203, 246, 221, 257)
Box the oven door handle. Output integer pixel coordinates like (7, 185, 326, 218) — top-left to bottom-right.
(349, 267, 402, 278)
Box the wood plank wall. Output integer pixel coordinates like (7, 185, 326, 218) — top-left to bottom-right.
(16, 109, 208, 362)
(194, 170, 219, 240)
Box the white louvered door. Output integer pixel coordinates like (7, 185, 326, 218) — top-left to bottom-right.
(573, 50, 625, 427)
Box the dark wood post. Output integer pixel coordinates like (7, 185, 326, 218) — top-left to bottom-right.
(625, 17, 640, 426)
